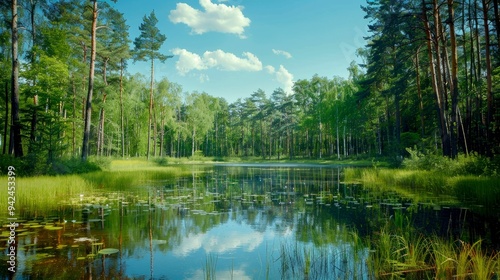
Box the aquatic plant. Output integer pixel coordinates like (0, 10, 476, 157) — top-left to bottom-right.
(369, 229, 500, 279)
(0, 175, 91, 217)
(204, 253, 218, 280)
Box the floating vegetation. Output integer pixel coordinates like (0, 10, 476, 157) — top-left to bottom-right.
(98, 248, 119, 255)
(74, 237, 98, 243)
(44, 226, 63, 230)
(0, 164, 498, 279)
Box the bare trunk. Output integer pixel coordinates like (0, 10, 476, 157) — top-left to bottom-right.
(11, 0, 23, 157)
(120, 59, 125, 158)
(448, 0, 459, 158)
(72, 76, 76, 156)
(81, 0, 98, 161)
(147, 58, 154, 159)
(160, 109, 164, 157)
(415, 48, 425, 138)
(192, 127, 195, 157)
(3, 81, 8, 155)
(482, 0, 494, 156)
(422, 0, 451, 157)
(97, 93, 106, 156)
(493, 0, 500, 50)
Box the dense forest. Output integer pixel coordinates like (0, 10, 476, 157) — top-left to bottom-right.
(0, 0, 499, 173)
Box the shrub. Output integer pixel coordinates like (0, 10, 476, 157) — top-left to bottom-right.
(403, 148, 497, 176)
(50, 157, 102, 175)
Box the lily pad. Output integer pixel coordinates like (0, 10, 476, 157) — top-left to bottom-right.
(44, 226, 63, 230)
(98, 248, 119, 255)
(29, 225, 43, 229)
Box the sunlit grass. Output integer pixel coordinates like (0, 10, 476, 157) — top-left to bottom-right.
(0, 159, 192, 218)
(369, 224, 499, 279)
(109, 159, 161, 171)
(0, 175, 92, 217)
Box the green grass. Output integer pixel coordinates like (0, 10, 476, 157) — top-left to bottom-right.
(369, 227, 499, 279)
(0, 159, 192, 218)
(344, 167, 500, 210)
(0, 175, 92, 217)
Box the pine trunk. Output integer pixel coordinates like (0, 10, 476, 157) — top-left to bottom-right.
(81, 0, 98, 161)
(11, 0, 23, 157)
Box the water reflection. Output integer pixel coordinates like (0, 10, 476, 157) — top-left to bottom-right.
(1, 164, 498, 279)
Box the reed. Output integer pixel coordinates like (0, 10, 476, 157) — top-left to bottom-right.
(0, 175, 91, 217)
(204, 253, 218, 280)
(451, 176, 500, 209)
(370, 229, 500, 279)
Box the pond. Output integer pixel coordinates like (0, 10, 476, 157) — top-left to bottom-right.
(1, 164, 499, 279)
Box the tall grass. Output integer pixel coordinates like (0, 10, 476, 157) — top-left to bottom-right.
(203, 253, 218, 280)
(451, 176, 500, 208)
(345, 166, 500, 211)
(369, 226, 500, 279)
(0, 159, 192, 219)
(344, 167, 450, 194)
(0, 175, 91, 217)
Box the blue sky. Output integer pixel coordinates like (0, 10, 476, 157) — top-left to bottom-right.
(113, 0, 369, 102)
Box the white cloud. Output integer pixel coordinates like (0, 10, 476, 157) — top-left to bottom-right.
(264, 65, 275, 74)
(169, 0, 251, 38)
(171, 48, 262, 75)
(204, 50, 262, 71)
(172, 222, 264, 256)
(276, 65, 294, 94)
(171, 48, 207, 75)
(272, 49, 292, 59)
(266, 65, 294, 94)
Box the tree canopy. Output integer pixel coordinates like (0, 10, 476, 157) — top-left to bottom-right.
(1, 0, 499, 174)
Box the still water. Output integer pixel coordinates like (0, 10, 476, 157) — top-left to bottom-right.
(1, 164, 498, 279)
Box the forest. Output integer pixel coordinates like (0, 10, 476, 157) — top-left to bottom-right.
(0, 0, 499, 174)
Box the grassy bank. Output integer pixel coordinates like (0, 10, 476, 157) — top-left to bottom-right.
(0, 160, 192, 218)
(344, 168, 500, 207)
(368, 224, 500, 279)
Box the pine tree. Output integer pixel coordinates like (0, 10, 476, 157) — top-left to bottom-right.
(133, 10, 172, 160)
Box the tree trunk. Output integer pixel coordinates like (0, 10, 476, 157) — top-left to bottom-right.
(493, 0, 500, 50)
(160, 109, 164, 157)
(72, 76, 76, 156)
(415, 48, 425, 139)
(29, 0, 38, 149)
(422, 0, 451, 157)
(154, 105, 158, 157)
(120, 59, 125, 158)
(192, 127, 196, 157)
(482, 0, 494, 157)
(81, 0, 98, 161)
(147, 58, 154, 160)
(3, 81, 8, 155)
(11, 0, 23, 157)
(97, 93, 106, 156)
(448, 0, 459, 158)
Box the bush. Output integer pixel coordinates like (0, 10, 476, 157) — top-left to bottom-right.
(50, 157, 101, 175)
(403, 148, 496, 176)
(0, 154, 103, 176)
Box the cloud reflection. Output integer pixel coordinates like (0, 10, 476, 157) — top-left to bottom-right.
(186, 268, 252, 280)
(173, 221, 264, 256)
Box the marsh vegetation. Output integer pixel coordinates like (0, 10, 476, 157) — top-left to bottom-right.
(0, 162, 498, 279)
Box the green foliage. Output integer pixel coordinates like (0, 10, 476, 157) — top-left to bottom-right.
(369, 227, 499, 279)
(403, 148, 497, 176)
(50, 157, 103, 174)
(0, 154, 102, 176)
(452, 176, 500, 209)
(133, 10, 168, 62)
